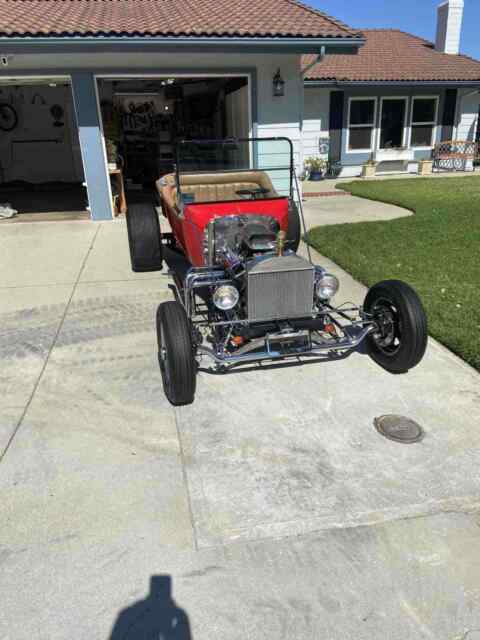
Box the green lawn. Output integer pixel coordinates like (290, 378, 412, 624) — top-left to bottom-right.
(308, 177, 480, 371)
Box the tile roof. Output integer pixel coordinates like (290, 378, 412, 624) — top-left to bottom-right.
(0, 0, 361, 39)
(303, 29, 480, 82)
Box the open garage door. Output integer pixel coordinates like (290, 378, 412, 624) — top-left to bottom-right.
(96, 74, 251, 214)
(0, 77, 88, 221)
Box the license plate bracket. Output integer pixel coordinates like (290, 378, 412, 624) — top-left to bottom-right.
(265, 330, 311, 355)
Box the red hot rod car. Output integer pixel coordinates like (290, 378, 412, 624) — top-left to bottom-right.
(126, 138, 427, 406)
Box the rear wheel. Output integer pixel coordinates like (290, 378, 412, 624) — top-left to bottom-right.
(364, 280, 427, 373)
(126, 202, 163, 272)
(287, 200, 301, 252)
(156, 301, 196, 406)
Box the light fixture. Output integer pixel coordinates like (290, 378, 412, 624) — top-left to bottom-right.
(272, 69, 285, 97)
(213, 285, 239, 311)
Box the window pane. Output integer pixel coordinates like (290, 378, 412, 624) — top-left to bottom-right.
(380, 100, 406, 148)
(412, 98, 436, 123)
(411, 124, 434, 147)
(349, 127, 373, 150)
(350, 100, 375, 125)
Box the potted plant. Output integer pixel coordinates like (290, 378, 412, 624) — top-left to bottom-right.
(362, 155, 377, 178)
(305, 157, 328, 181)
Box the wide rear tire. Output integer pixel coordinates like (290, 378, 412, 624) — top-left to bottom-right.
(287, 200, 301, 253)
(364, 280, 427, 374)
(156, 301, 196, 406)
(126, 203, 163, 272)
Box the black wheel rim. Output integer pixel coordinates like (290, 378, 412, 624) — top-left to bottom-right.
(370, 297, 403, 356)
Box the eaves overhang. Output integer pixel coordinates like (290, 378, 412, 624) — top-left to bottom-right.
(304, 79, 480, 87)
(0, 35, 365, 56)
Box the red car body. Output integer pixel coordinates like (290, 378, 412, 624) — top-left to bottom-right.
(166, 197, 289, 267)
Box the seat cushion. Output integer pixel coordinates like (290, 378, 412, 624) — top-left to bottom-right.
(179, 181, 260, 202)
(157, 170, 278, 208)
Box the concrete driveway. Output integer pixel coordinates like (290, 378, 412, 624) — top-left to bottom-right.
(1, 204, 480, 639)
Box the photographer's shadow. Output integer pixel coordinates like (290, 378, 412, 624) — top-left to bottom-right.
(109, 575, 192, 639)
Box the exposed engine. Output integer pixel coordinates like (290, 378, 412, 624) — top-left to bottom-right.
(204, 214, 280, 267)
(202, 213, 322, 329)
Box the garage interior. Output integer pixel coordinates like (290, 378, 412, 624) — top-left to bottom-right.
(0, 78, 88, 221)
(96, 75, 250, 214)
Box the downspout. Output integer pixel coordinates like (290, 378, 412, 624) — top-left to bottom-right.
(299, 46, 326, 174)
(301, 46, 326, 79)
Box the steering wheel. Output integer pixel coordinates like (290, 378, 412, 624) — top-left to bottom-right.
(236, 187, 270, 200)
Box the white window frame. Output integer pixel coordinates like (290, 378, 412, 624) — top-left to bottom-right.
(377, 96, 409, 150)
(346, 97, 378, 153)
(408, 95, 440, 150)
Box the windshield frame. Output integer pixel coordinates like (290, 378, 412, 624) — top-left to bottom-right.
(174, 137, 295, 203)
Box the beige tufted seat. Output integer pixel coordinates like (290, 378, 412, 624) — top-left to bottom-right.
(157, 171, 278, 213)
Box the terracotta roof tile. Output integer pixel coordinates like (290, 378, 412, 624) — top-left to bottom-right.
(303, 29, 480, 82)
(0, 0, 362, 39)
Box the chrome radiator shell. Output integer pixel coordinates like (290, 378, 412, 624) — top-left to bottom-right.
(247, 253, 315, 322)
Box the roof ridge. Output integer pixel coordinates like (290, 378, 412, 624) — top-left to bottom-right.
(283, 0, 361, 36)
(452, 51, 480, 64)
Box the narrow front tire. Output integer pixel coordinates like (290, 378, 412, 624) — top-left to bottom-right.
(364, 280, 427, 374)
(156, 301, 196, 406)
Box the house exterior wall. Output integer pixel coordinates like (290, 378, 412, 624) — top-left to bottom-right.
(339, 87, 447, 176)
(455, 88, 480, 141)
(301, 84, 455, 177)
(1, 49, 303, 218)
(302, 86, 330, 167)
(301, 83, 480, 178)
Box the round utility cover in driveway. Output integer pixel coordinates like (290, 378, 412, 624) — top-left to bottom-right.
(374, 415, 424, 444)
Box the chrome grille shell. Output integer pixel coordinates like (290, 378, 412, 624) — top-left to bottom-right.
(247, 254, 315, 322)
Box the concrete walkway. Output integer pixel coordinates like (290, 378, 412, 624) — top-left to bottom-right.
(302, 193, 411, 227)
(1, 209, 480, 639)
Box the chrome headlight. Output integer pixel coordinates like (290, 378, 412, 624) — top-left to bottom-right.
(314, 269, 339, 300)
(213, 284, 239, 311)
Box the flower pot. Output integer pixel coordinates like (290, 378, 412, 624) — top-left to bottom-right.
(418, 160, 433, 176)
(362, 164, 377, 178)
(308, 171, 324, 181)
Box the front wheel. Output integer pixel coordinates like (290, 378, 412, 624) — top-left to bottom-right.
(364, 280, 427, 374)
(156, 301, 197, 406)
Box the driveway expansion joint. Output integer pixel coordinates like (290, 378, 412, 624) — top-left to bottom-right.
(0, 225, 101, 464)
(174, 408, 200, 551)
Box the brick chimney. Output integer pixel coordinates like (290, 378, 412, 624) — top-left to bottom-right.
(435, 0, 464, 55)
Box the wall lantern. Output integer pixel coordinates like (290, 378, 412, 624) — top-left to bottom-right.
(272, 69, 285, 97)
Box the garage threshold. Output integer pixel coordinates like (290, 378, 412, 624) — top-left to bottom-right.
(2, 211, 90, 223)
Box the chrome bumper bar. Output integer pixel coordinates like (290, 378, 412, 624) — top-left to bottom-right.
(197, 324, 375, 368)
